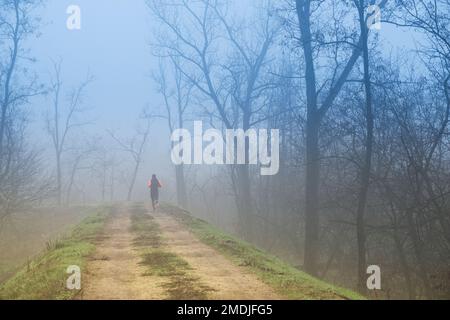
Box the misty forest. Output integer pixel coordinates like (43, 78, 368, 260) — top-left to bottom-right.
(1, 0, 450, 300)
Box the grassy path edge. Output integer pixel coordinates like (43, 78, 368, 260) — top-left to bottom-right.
(162, 204, 365, 300)
(0, 206, 111, 300)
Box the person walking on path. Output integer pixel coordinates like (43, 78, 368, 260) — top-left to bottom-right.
(147, 174, 162, 211)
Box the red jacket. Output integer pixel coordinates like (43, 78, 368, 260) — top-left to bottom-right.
(147, 179, 162, 188)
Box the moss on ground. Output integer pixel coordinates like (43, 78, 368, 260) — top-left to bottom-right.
(140, 250, 191, 276)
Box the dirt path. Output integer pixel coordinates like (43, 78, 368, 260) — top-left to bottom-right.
(81, 205, 167, 299)
(152, 211, 281, 300)
(82, 204, 281, 300)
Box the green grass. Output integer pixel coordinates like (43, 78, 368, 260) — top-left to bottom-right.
(163, 204, 365, 300)
(0, 207, 110, 300)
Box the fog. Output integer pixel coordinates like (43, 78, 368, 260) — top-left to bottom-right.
(2, 0, 449, 299)
(27, 0, 175, 201)
(25, 0, 418, 203)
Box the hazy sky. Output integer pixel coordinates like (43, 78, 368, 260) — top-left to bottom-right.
(24, 0, 174, 199)
(29, 0, 154, 131)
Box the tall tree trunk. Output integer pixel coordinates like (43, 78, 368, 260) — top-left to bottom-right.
(101, 165, 106, 202)
(110, 165, 115, 202)
(239, 112, 254, 239)
(127, 162, 140, 201)
(296, 0, 320, 275)
(405, 209, 432, 298)
(175, 114, 188, 208)
(0, 2, 19, 162)
(356, 0, 374, 293)
(393, 226, 415, 299)
(175, 164, 187, 207)
(65, 162, 77, 205)
(304, 119, 320, 274)
(56, 152, 62, 206)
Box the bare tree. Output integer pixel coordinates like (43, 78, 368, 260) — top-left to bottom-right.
(0, 0, 42, 168)
(65, 138, 97, 204)
(91, 144, 120, 203)
(149, 0, 278, 235)
(45, 60, 93, 205)
(108, 116, 151, 201)
(293, 0, 388, 275)
(0, 0, 48, 225)
(354, 0, 375, 292)
(152, 57, 191, 208)
(0, 110, 52, 225)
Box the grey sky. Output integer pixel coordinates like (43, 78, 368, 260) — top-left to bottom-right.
(29, 0, 155, 131)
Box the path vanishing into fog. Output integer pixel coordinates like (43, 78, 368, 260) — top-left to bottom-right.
(81, 203, 281, 300)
